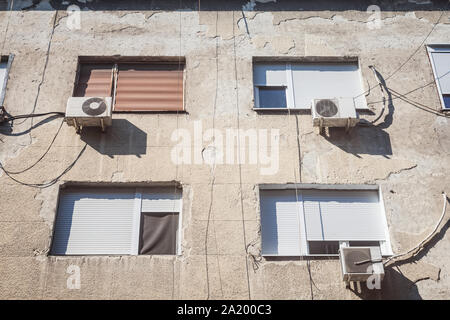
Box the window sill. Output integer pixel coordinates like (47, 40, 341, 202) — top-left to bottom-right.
(261, 254, 392, 258)
(252, 107, 309, 112)
(112, 110, 187, 114)
(48, 254, 181, 257)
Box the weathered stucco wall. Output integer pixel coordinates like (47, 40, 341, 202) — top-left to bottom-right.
(0, 0, 449, 299)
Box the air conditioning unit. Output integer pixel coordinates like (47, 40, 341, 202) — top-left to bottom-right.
(312, 98, 359, 130)
(340, 246, 384, 283)
(65, 97, 112, 133)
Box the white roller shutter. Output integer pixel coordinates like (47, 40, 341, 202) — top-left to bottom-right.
(291, 63, 367, 110)
(141, 190, 181, 212)
(303, 190, 385, 241)
(51, 188, 136, 255)
(253, 64, 287, 86)
(260, 190, 302, 255)
(430, 52, 450, 94)
(0, 62, 7, 98)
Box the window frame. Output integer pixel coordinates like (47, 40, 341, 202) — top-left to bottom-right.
(426, 45, 450, 111)
(252, 59, 369, 111)
(0, 54, 14, 107)
(73, 57, 186, 113)
(50, 185, 183, 256)
(258, 184, 393, 257)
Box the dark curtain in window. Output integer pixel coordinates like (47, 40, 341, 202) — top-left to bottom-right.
(139, 212, 178, 255)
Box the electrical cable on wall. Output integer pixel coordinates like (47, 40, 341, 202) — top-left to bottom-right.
(19, 9, 58, 139)
(286, 98, 317, 300)
(0, 118, 64, 174)
(384, 193, 448, 266)
(367, 69, 450, 107)
(170, 0, 183, 300)
(0, 110, 65, 123)
(0, 143, 88, 188)
(354, 3, 449, 100)
(232, 10, 252, 300)
(204, 10, 224, 300)
(359, 65, 450, 127)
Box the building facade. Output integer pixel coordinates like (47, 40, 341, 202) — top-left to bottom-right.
(0, 0, 449, 299)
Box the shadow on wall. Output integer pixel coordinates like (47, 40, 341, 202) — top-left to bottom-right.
(322, 126, 393, 158)
(0, 115, 63, 136)
(80, 119, 147, 158)
(6, 0, 450, 11)
(321, 68, 395, 158)
(347, 268, 422, 300)
(353, 207, 450, 300)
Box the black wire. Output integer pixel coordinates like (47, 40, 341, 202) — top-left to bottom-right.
(1, 118, 64, 174)
(387, 86, 450, 117)
(0, 143, 87, 188)
(232, 10, 252, 300)
(367, 69, 450, 106)
(1, 111, 65, 123)
(16, 10, 58, 129)
(205, 10, 220, 301)
(354, 4, 449, 99)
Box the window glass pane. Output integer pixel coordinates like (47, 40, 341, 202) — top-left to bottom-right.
(258, 86, 287, 108)
(0, 62, 7, 97)
(349, 241, 380, 247)
(139, 212, 179, 255)
(308, 241, 339, 255)
(431, 52, 450, 94)
(443, 95, 450, 109)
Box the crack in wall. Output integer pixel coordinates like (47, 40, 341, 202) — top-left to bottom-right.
(374, 164, 418, 182)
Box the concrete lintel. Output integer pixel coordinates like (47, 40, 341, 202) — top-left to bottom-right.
(259, 183, 379, 191)
(252, 56, 359, 64)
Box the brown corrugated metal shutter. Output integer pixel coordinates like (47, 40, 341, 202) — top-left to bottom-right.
(114, 64, 184, 111)
(74, 64, 113, 97)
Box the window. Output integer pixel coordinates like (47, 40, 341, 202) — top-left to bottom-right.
(51, 186, 182, 256)
(259, 185, 392, 256)
(427, 46, 450, 110)
(0, 54, 14, 107)
(73, 60, 184, 112)
(253, 60, 368, 110)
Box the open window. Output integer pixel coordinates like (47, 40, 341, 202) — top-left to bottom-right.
(50, 186, 182, 256)
(73, 58, 185, 112)
(259, 184, 392, 257)
(427, 45, 450, 110)
(252, 59, 368, 111)
(0, 54, 14, 108)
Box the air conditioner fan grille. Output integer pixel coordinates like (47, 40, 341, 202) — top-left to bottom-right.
(315, 99, 338, 117)
(82, 97, 107, 116)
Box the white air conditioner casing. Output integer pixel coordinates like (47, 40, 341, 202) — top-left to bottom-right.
(340, 246, 384, 283)
(65, 97, 112, 132)
(312, 98, 359, 128)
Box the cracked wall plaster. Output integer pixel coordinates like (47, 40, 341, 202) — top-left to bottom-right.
(0, 0, 449, 300)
